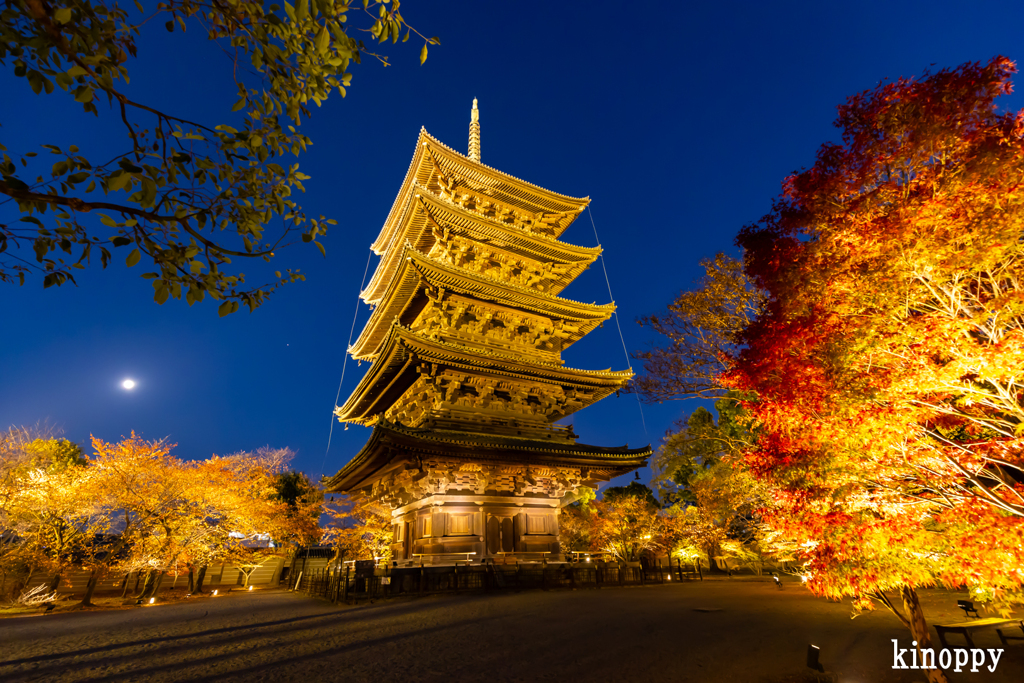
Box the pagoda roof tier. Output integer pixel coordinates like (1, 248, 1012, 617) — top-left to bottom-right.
(335, 323, 631, 425)
(349, 246, 614, 361)
(361, 189, 600, 305)
(324, 420, 651, 494)
(371, 129, 588, 256)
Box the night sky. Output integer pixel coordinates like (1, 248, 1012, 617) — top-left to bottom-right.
(2, 1, 1023, 490)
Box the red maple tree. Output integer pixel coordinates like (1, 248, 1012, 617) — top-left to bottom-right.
(729, 57, 1024, 681)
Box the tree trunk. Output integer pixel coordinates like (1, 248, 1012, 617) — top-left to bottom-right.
(705, 544, 726, 574)
(194, 566, 207, 594)
(139, 570, 166, 600)
(900, 586, 949, 683)
(135, 570, 157, 600)
(47, 571, 62, 593)
(187, 567, 195, 594)
(21, 566, 36, 597)
(151, 571, 165, 599)
(119, 573, 130, 598)
(78, 569, 101, 607)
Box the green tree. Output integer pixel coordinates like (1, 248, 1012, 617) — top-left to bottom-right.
(601, 481, 659, 509)
(1, 0, 437, 314)
(21, 436, 87, 471)
(273, 469, 320, 510)
(656, 400, 763, 572)
(268, 464, 323, 550)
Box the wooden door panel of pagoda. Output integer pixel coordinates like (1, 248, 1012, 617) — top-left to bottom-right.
(486, 515, 500, 555)
(501, 517, 514, 553)
(486, 515, 516, 555)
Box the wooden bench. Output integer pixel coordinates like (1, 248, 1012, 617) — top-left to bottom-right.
(934, 618, 1024, 648)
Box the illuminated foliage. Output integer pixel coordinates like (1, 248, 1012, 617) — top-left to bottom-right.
(0, 0, 436, 313)
(655, 399, 765, 571)
(86, 440, 320, 595)
(271, 467, 324, 547)
(324, 494, 392, 563)
(601, 481, 659, 508)
(729, 57, 1024, 681)
(20, 435, 87, 471)
(557, 501, 593, 554)
(588, 487, 665, 562)
(559, 485, 683, 562)
(0, 427, 95, 599)
(1, 431, 321, 605)
(634, 253, 764, 401)
(659, 401, 765, 573)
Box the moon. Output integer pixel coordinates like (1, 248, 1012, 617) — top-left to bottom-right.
(122, 379, 136, 390)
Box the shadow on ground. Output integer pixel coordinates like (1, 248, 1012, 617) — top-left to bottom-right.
(0, 582, 1020, 682)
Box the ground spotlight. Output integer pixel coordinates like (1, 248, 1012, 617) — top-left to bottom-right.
(807, 644, 823, 672)
(149, 597, 155, 604)
(212, 589, 218, 596)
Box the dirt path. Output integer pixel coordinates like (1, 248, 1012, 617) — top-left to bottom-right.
(1, 581, 1020, 682)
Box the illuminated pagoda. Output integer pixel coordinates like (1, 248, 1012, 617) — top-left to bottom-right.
(326, 101, 650, 564)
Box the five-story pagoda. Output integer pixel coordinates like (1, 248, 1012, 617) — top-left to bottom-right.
(326, 101, 650, 565)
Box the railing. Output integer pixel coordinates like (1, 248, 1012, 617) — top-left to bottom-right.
(292, 560, 698, 603)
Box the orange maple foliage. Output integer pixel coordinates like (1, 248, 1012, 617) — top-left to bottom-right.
(1, 431, 322, 605)
(82, 435, 317, 600)
(322, 495, 393, 564)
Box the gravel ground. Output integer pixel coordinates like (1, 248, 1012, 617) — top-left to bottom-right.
(0, 580, 1021, 682)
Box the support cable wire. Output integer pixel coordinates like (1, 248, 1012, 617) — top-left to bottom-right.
(587, 205, 650, 444)
(321, 250, 374, 478)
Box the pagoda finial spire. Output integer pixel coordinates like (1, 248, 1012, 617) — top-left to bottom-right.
(468, 98, 481, 162)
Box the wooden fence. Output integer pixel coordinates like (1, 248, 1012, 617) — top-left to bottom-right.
(22, 557, 287, 598)
(294, 560, 699, 603)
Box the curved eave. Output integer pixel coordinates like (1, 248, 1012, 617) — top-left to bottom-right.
(325, 421, 651, 493)
(350, 246, 614, 360)
(362, 186, 600, 304)
(336, 324, 632, 424)
(371, 129, 589, 254)
(323, 426, 393, 493)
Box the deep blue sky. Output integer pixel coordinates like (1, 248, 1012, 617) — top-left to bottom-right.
(2, 1, 1023, 491)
